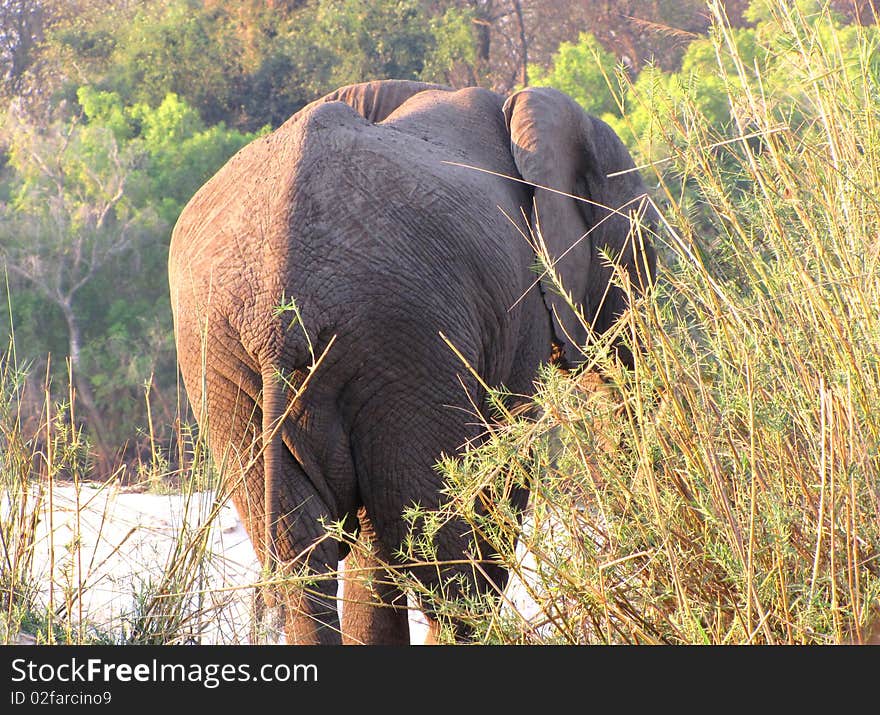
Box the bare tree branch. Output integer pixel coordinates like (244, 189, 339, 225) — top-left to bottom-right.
(0, 107, 141, 464)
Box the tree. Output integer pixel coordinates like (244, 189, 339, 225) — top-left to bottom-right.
(528, 32, 621, 118)
(0, 87, 256, 466)
(419, 5, 480, 86)
(0, 0, 44, 98)
(306, 0, 439, 86)
(230, 0, 482, 127)
(0, 103, 151, 462)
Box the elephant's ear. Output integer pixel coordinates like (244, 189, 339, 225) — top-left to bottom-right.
(503, 86, 655, 367)
(314, 79, 450, 123)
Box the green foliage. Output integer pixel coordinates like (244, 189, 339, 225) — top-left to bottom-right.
(521, 3, 878, 257)
(419, 6, 479, 84)
(745, 0, 834, 23)
(630, 6, 876, 144)
(85, 83, 253, 226)
(528, 32, 622, 120)
(533, 2, 879, 170)
(230, 0, 456, 127)
(309, 0, 432, 84)
(55, 0, 242, 126)
(47, 0, 479, 132)
(257, 0, 478, 108)
(237, 34, 337, 130)
(0, 87, 256, 451)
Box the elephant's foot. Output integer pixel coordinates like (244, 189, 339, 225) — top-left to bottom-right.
(280, 580, 342, 645)
(285, 616, 341, 645)
(340, 509, 410, 645)
(341, 588, 410, 645)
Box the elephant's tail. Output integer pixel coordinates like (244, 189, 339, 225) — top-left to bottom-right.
(261, 363, 285, 606)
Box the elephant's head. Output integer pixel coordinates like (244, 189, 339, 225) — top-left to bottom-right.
(503, 86, 656, 368)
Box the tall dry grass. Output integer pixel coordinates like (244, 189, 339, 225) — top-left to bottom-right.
(0, 321, 261, 644)
(417, 0, 880, 644)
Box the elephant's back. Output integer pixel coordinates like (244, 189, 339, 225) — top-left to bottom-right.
(285, 98, 539, 377)
(380, 87, 513, 172)
(170, 94, 547, 387)
(170, 90, 529, 310)
(168, 106, 327, 376)
(287, 95, 532, 293)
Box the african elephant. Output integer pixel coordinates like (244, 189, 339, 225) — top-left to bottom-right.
(168, 79, 655, 645)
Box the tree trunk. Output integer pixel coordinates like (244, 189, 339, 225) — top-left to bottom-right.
(511, 0, 528, 86)
(60, 300, 112, 472)
(473, 0, 492, 63)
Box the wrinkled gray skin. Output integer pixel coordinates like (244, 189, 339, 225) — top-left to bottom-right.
(169, 80, 655, 645)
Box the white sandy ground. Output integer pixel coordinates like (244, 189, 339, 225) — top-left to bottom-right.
(6, 483, 543, 645)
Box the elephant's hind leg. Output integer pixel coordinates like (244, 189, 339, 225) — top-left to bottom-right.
(341, 508, 410, 645)
(198, 372, 343, 645)
(259, 453, 342, 645)
(278, 556, 341, 646)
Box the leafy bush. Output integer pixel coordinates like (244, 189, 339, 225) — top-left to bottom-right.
(528, 32, 621, 118)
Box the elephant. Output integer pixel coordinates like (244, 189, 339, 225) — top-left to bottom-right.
(168, 79, 655, 645)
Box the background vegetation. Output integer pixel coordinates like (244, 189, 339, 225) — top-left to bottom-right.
(1, 0, 879, 644)
(0, 0, 874, 470)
